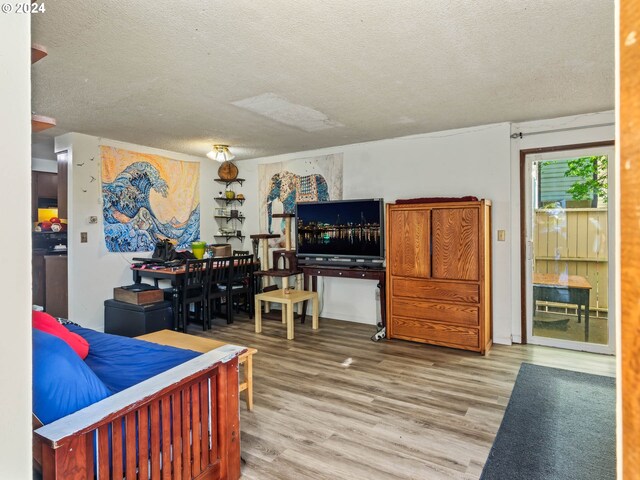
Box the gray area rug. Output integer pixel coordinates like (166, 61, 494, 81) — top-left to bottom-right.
(480, 363, 615, 480)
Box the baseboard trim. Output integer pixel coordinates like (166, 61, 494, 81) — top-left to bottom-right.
(493, 335, 513, 346)
(317, 310, 378, 325)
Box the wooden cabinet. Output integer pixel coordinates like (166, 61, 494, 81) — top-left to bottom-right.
(32, 253, 68, 317)
(386, 200, 492, 354)
(32, 252, 46, 307)
(44, 255, 68, 318)
(57, 153, 68, 220)
(31, 171, 58, 221)
(36, 171, 57, 198)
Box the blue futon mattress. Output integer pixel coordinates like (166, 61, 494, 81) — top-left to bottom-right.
(65, 325, 201, 394)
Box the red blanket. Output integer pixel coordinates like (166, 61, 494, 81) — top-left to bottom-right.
(395, 196, 478, 205)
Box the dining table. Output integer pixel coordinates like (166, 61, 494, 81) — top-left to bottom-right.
(131, 259, 259, 330)
(132, 264, 195, 330)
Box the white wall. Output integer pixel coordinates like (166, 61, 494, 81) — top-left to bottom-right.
(32, 135, 57, 171)
(0, 14, 33, 478)
(31, 157, 57, 173)
(61, 113, 613, 343)
(242, 114, 614, 345)
(56, 133, 227, 330)
(243, 123, 515, 343)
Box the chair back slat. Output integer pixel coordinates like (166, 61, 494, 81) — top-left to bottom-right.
(182, 259, 209, 299)
(230, 255, 253, 283)
(210, 257, 232, 286)
(183, 259, 208, 286)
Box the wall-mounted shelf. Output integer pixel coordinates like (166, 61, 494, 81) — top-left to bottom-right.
(32, 114, 57, 132)
(214, 169, 245, 241)
(31, 44, 48, 64)
(214, 196, 245, 206)
(31, 44, 56, 132)
(214, 178, 245, 187)
(214, 215, 246, 224)
(214, 234, 245, 241)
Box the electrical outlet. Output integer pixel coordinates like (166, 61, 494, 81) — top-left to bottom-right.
(497, 230, 506, 241)
(81, 232, 88, 243)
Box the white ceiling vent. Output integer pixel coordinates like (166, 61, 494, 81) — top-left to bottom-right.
(232, 93, 343, 133)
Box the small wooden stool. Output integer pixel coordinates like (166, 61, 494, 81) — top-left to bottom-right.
(254, 289, 319, 340)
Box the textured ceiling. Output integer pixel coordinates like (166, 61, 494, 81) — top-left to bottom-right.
(31, 1, 614, 160)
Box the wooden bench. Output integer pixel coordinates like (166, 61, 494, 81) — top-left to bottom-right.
(137, 329, 257, 411)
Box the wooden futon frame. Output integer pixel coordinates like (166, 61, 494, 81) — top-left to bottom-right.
(33, 345, 244, 480)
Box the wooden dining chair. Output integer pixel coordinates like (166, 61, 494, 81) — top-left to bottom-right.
(208, 256, 232, 324)
(226, 254, 254, 324)
(177, 258, 210, 331)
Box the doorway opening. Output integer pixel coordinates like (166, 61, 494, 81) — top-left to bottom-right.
(520, 142, 615, 354)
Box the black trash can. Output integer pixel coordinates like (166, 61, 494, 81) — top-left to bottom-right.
(104, 299, 174, 337)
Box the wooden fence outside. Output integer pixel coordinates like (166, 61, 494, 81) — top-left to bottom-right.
(534, 208, 608, 317)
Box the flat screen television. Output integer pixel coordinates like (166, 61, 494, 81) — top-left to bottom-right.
(295, 198, 384, 265)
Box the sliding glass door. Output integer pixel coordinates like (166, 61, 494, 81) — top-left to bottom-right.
(523, 145, 615, 353)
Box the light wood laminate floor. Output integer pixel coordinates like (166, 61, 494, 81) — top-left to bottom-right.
(188, 314, 615, 480)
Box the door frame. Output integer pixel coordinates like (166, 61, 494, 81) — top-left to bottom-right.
(519, 140, 615, 344)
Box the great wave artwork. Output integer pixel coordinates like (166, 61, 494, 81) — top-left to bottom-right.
(101, 146, 200, 252)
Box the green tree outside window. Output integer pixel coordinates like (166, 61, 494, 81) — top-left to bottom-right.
(564, 155, 608, 207)
(539, 155, 608, 208)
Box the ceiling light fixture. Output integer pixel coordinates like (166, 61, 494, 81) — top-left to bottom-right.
(206, 144, 235, 162)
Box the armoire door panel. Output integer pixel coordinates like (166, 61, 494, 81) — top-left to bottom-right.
(392, 278, 480, 303)
(431, 207, 479, 281)
(389, 209, 430, 278)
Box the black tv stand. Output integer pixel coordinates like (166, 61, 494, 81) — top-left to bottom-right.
(298, 257, 384, 268)
(300, 264, 386, 330)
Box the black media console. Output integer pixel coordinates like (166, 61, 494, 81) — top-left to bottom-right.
(300, 264, 386, 328)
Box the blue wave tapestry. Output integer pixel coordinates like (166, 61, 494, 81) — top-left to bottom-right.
(101, 146, 200, 252)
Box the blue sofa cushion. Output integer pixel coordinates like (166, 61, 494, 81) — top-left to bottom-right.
(65, 325, 200, 394)
(33, 329, 112, 425)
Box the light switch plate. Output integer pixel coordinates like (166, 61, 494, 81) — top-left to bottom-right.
(81, 232, 88, 243)
(497, 230, 506, 241)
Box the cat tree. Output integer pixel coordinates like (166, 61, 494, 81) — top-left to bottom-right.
(251, 213, 302, 312)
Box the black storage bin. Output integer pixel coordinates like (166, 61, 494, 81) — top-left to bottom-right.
(104, 299, 173, 337)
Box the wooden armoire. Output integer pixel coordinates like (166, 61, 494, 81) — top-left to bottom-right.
(386, 199, 492, 354)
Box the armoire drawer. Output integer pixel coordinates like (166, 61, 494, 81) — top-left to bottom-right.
(390, 316, 479, 349)
(392, 278, 479, 303)
(392, 298, 479, 326)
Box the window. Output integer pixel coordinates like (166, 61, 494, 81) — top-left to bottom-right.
(538, 156, 608, 208)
